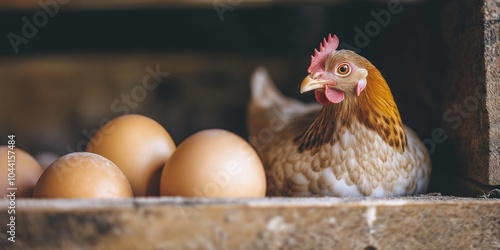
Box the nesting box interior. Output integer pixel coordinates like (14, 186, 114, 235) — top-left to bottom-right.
(0, 0, 499, 248)
(1, 0, 498, 195)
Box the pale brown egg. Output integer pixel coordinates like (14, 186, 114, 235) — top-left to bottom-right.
(32, 152, 133, 198)
(86, 114, 176, 196)
(0, 146, 43, 198)
(160, 129, 266, 198)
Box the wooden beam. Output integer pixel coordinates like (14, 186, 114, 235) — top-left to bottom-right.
(1, 197, 499, 249)
(441, 0, 500, 185)
(0, 0, 349, 11)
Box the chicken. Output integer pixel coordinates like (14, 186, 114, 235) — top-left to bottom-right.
(247, 34, 431, 197)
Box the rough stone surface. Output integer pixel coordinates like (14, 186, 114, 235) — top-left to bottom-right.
(0, 196, 499, 249)
(442, 0, 500, 185)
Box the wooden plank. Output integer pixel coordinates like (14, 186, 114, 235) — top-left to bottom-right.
(441, 0, 500, 185)
(0, 52, 305, 155)
(0, 0, 433, 11)
(484, 0, 500, 185)
(0, 0, 350, 11)
(1, 196, 499, 249)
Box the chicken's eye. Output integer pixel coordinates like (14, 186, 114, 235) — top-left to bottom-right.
(336, 63, 350, 76)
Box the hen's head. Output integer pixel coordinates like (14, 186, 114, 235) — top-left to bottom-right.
(296, 34, 408, 153)
(300, 34, 370, 105)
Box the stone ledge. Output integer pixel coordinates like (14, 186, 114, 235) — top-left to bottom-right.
(1, 196, 499, 249)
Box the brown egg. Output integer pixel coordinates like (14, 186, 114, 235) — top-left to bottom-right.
(0, 146, 43, 198)
(160, 129, 266, 198)
(86, 114, 176, 196)
(33, 152, 133, 198)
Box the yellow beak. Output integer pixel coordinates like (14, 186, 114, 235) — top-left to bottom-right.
(300, 75, 327, 93)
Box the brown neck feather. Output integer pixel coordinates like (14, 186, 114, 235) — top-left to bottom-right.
(294, 62, 407, 154)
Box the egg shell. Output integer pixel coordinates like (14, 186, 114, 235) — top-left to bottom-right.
(160, 129, 266, 198)
(33, 152, 133, 198)
(0, 146, 43, 198)
(86, 114, 176, 196)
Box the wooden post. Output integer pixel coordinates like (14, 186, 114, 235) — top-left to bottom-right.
(442, 0, 500, 186)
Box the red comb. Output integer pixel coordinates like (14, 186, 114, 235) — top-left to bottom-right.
(308, 34, 339, 73)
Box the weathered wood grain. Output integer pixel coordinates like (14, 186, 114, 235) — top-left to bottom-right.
(0, 0, 432, 11)
(0, 196, 499, 249)
(441, 0, 500, 185)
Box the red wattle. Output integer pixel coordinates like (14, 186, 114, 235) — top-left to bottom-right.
(325, 86, 345, 104)
(315, 90, 330, 105)
(314, 85, 345, 105)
